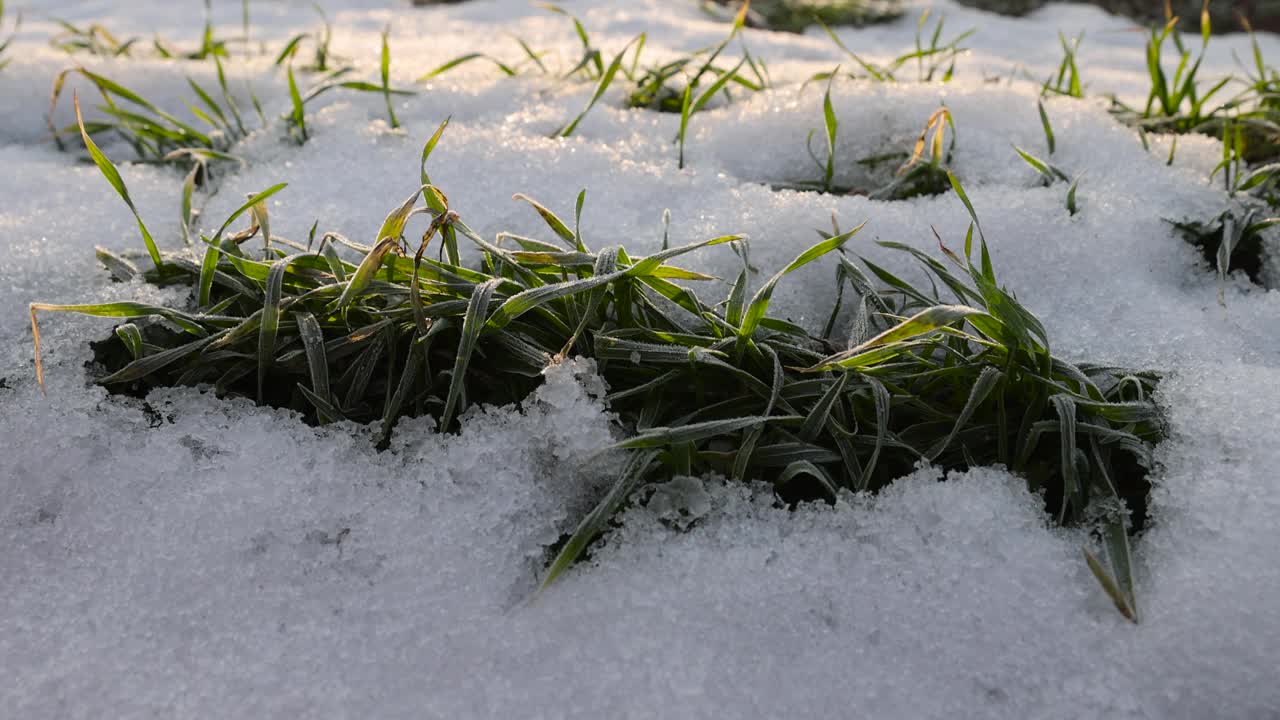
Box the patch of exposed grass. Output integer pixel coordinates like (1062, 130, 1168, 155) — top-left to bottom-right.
(47, 61, 255, 230)
(774, 81, 956, 200)
(1108, 12, 1232, 136)
(819, 10, 972, 83)
(1165, 117, 1280, 299)
(415, 2, 761, 161)
(625, 2, 765, 116)
(51, 1, 237, 61)
(1108, 9, 1280, 170)
(33, 114, 1161, 622)
(49, 19, 140, 58)
(1170, 209, 1279, 293)
(1035, 32, 1083, 99)
(275, 3, 344, 73)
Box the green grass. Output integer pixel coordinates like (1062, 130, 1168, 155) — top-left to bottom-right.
(1105, 8, 1280, 168)
(819, 10, 972, 83)
(626, 2, 764, 114)
(49, 59, 251, 162)
(776, 90, 956, 200)
(49, 19, 140, 58)
(33, 114, 1161, 621)
(415, 2, 762, 156)
(1108, 12, 1232, 135)
(1039, 32, 1084, 98)
(51, 3, 234, 61)
(1170, 208, 1280, 299)
(275, 3, 344, 73)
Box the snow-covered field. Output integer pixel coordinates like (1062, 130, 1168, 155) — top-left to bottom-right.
(2, 1, 1279, 717)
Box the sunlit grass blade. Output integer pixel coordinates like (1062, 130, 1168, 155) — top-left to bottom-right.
(554, 36, 639, 137)
(73, 94, 163, 270)
(738, 222, 866, 343)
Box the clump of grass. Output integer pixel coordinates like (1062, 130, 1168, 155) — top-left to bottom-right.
(1104, 3, 1280, 165)
(1170, 209, 1279, 295)
(414, 4, 639, 139)
(1205, 20, 1280, 166)
(1109, 9, 1231, 135)
(50, 19, 139, 57)
(275, 3, 344, 73)
(624, 3, 767, 167)
(1040, 32, 1083, 98)
(0, 0, 20, 71)
(48, 60, 252, 175)
(52, 0, 236, 61)
(517, 4, 648, 138)
(626, 2, 765, 115)
(703, 0, 903, 33)
(417, 2, 757, 158)
(1013, 101, 1084, 215)
(819, 10, 972, 83)
(286, 25, 413, 135)
(872, 107, 955, 199)
(290, 55, 416, 139)
(34, 111, 1160, 621)
(1166, 117, 1280, 300)
(775, 88, 956, 201)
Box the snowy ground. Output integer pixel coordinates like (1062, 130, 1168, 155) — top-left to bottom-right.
(2, 1, 1279, 718)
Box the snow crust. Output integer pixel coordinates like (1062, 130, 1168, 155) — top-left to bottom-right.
(2, 1, 1279, 717)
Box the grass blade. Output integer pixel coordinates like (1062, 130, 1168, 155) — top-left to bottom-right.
(441, 278, 501, 430)
(73, 94, 162, 270)
(554, 36, 638, 137)
(738, 222, 866, 343)
(540, 449, 660, 590)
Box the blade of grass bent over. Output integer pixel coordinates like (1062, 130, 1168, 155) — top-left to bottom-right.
(73, 94, 163, 270)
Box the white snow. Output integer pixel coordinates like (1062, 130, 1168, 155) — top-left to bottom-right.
(2, 1, 1279, 718)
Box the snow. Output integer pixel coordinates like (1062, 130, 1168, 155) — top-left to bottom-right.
(2, 1, 1279, 717)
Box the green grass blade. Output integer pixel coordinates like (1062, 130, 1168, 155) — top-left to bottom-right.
(287, 64, 306, 142)
(1038, 99, 1055, 155)
(540, 448, 661, 590)
(738, 222, 866, 342)
(417, 53, 516, 80)
(380, 335, 422, 442)
(258, 254, 300, 403)
(114, 323, 144, 360)
(294, 310, 334, 423)
(513, 193, 577, 247)
(441, 278, 501, 430)
(554, 35, 637, 137)
(927, 366, 1002, 460)
(380, 25, 398, 128)
(614, 415, 799, 449)
(420, 117, 451, 194)
(677, 83, 693, 169)
(777, 460, 839, 502)
(330, 237, 400, 313)
(821, 70, 838, 192)
(799, 372, 849, 441)
(806, 305, 988, 371)
(1084, 546, 1138, 622)
(73, 95, 162, 270)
